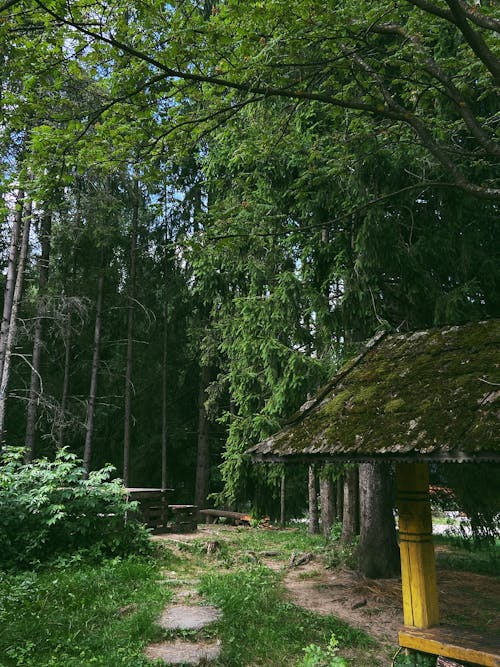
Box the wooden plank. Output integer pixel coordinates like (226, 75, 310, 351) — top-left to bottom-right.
(125, 487, 173, 492)
(396, 463, 440, 628)
(199, 509, 250, 522)
(399, 625, 500, 667)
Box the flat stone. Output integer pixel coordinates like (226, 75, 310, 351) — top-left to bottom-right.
(175, 589, 201, 602)
(145, 639, 221, 665)
(158, 604, 221, 630)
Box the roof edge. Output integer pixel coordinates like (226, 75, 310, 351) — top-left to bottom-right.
(250, 451, 500, 465)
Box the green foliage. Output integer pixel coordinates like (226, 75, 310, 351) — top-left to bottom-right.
(298, 634, 349, 667)
(0, 557, 171, 667)
(324, 538, 359, 572)
(437, 464, 500, 547)
(393, 649, 436, 667)
(0, 448, 151, 570)
(1, 0, 499, 530)
(434, 535, 500, 577)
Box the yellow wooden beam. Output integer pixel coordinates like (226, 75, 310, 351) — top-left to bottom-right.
(399, 625, 500, 667)
(396, 463, 440, 629)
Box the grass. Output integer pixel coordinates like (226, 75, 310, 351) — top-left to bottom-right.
(1, 526, 497, 667)
(198, 565, 371, 666)
(433, 535, 500, 577)
(0, 557, 172, 667)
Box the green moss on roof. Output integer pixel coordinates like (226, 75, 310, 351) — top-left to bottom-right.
(249, 319, 500, 464)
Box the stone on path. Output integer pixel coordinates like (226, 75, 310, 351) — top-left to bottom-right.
(159, 604, 221, 631)
(144, 639, 221, 665)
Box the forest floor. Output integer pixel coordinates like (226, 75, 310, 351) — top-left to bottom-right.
(153, 524, 500, 665)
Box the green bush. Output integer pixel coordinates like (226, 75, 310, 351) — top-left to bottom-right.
(298, 634, 349, 666)
(393, 649, 436, 666)
(0, 447, 151, 570)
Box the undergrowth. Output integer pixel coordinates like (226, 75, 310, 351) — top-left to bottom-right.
(198, 566, 372, 666)
(0, 557, 171, 667)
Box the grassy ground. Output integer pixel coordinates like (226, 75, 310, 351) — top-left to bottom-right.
(0, 557, 172, 667)
(0, 526, 497, 667)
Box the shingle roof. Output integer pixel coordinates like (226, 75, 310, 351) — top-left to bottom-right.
(248, 319, 500, 464)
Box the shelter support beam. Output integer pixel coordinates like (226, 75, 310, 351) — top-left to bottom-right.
(396, 463, 440, 629)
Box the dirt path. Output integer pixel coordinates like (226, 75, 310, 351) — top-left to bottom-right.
(278, 558, 500, 641)
(281, 561, 403, 642)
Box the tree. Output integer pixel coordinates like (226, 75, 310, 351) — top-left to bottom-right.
(0, 194, 32, 444)
(319, 467, 336, 538)
(24, 209, 52, 461)
(341, 466, 359, 544)
(308, 465, 319, 535)
(13, 0, 498, 202)
(0, 0, 498, 544)
(122, 179, 139, 486)
(358, 463, 400, 578)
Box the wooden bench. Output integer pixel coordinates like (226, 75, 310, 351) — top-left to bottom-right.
(199, 509, 252, 526)
(168, 504, 197, 533)
(399, 625, 500, 667)
(125, 488, 173, 534)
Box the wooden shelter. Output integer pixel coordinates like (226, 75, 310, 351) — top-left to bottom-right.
(248, 319, 500, 666)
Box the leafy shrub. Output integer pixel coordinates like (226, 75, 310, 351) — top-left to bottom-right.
(298, 633, 348, 666)
(435, 464, 500, 547)
(0, 447, 151, 570)
(324, 537, 359, 570)
(393, 649, 436, 666)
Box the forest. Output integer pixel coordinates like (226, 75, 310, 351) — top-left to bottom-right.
(1, 2, 499, 666)
(1, 0, 499, 524)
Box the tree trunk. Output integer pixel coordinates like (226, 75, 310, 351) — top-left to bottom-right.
(194, 364, 211, 509)
(161, 303, 168, 490)
(320, 470, 336, 537)
(0, 198, 32, 445)
(336, 474, 344, 522)
(57, 311, 72, 449)
(341, 465, 359, 543)
(122, 181, 138, 486)
(0, 190, 23, 384)
(280, 471, 286, 527)
(308, 464, 320, 534)
(358, 462, 400, 578)
(24, 211, 52, 462)
(83, 258, 105, 476)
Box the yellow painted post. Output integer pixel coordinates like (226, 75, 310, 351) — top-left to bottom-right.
(396, 463, 440, 629)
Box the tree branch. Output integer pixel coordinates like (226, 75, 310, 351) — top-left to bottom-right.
(200, 182, 464, 244)
(445, 0, 500, 83)
(405, 0, 500, 33)
(32, 0, 500, 200)
(0, 0, 20, 12)
(371, 23, 500, 157)
(342, 46, 500, 200)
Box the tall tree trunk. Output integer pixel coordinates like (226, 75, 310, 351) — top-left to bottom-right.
(280, 471, 286, 527)
(161, 303, 168, 490)
(83, 257, 105, 476)
(24, 211, 52, 462)
(336, 474, 344, 522)
(122, 181, 138, 486)
(308, 464, 320, 534)
(320, 469, 336, 537)
(0, 190, 23, 383)
(194, 365, 210, 510)
(57, 311, 72, 449)
(0, 199, 32, 446)
(341, 465, 359, 543)
(358, 463, 400, 578)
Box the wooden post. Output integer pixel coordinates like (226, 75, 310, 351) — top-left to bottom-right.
(396, 463, 440, 629)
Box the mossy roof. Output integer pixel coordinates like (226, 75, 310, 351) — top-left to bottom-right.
(248, 319, 500, 464)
